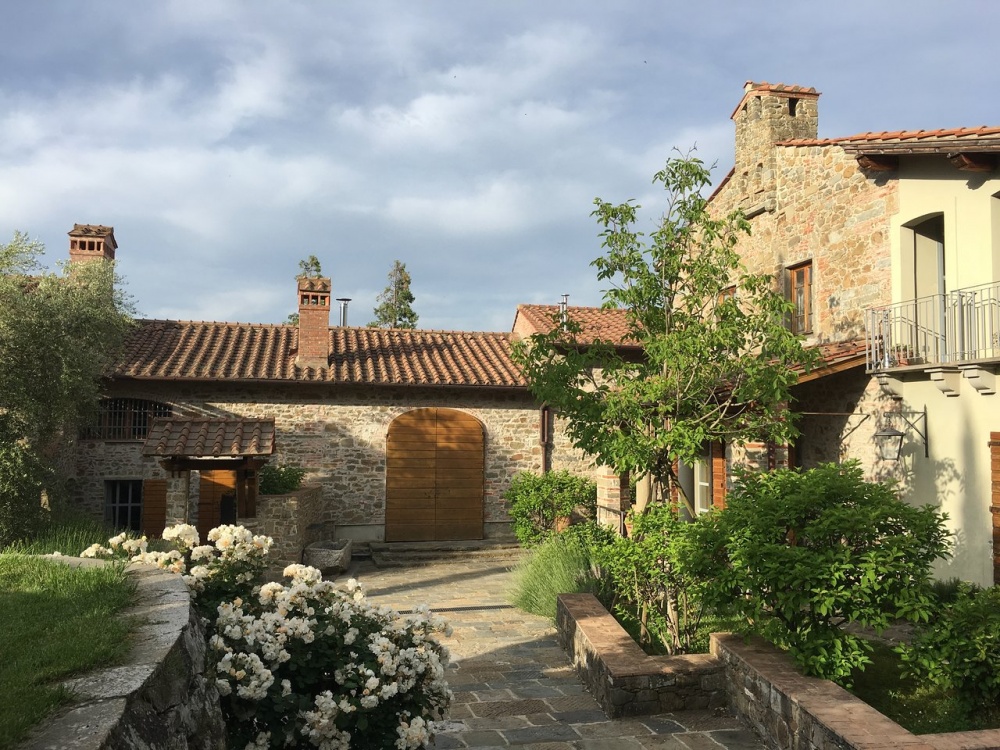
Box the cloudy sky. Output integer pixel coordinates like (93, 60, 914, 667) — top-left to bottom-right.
(2, 2, 997, 331)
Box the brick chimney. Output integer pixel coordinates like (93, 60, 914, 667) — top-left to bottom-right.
(68, 224, 117, 263)
(296, 276, 331, 369)
(730, 82, 820, 212)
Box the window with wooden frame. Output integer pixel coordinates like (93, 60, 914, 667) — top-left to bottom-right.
(84, 398, 172, 440)
(786, 261, 813, 334)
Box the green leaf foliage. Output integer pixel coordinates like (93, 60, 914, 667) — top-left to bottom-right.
(0, 232, 133, 546)
(688, 462, 950, 684)
(257, 464, 306, 495)
(591, 503, 713, 654)
(511, 153, 816, 514)
(900, 583, 1000, 716)
(370, 260, 418, 329)
(503, 470, 597, 547)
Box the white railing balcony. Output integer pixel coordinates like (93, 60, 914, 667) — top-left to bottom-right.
(866, 280, 1000, 371)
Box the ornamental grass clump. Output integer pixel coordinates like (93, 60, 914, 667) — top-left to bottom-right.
(85, 523, 452, 749)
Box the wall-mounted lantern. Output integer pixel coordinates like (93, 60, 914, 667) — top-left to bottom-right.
(874, 408, 928, 461)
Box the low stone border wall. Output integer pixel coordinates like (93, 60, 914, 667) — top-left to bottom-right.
(556, 593, 725, 718)
(711, 633, 1000, 750)
(21, 558, 225, 750)
(243, 483, 324, 569)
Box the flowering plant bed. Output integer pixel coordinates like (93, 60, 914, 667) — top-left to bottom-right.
(84, 523, 452, 749)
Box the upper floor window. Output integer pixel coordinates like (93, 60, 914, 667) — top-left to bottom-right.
(787, 261, 813, 334)
(85, 398, 172, 440)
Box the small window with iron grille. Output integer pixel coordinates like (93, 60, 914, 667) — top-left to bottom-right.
(786, 261, 813, 334)
(85, 399, 172, 440)
(105, 479, 143, 531)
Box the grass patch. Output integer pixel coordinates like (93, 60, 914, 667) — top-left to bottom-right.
(510, 532, 601, 620)
(0, 554, 136, 749)
(3, 515, 116, 556)
(605, 600, 740, 656)
(850, 642, 1000, 735)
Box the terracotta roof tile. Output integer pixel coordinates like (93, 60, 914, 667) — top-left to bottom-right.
(778, 126, 1000, 148)
(115, 320, 526, 388)
(513, 305, 640, 346)
(142, 417, 276, 458)
(794, 339, 867, 383)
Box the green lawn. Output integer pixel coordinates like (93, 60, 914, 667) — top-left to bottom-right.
(0, 554, 136, 749)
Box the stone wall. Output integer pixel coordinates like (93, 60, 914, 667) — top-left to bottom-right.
(73, 382, 594, 542)
(556, 593, 725, 718)
(712, 633, 1000, 750)
(241, 484, 324, 569)
(21, 558, 225, 750)
(712, 142, 897, 346)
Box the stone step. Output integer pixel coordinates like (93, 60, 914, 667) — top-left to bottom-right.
(367, 540, 527, 567)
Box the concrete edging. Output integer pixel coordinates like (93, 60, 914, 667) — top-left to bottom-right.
(20, 557, 225, 750)
(555, 593, 726, 718)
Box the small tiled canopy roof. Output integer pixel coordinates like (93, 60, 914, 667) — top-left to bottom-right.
(513, 305, 641, 347)
(115, 320, 526, 388)
(142, 418, 276, 458)
(794, 339, 867, 384)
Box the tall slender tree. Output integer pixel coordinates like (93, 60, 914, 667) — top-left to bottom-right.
(0, 231, 134, 543)
(370, 260, 418, 329)
(513, 154, 816, 517)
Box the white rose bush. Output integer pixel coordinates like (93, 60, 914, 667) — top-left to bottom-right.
(83, 523, 452, 749)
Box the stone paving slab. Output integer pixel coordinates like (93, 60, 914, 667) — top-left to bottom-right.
(347, 558, 765, 749)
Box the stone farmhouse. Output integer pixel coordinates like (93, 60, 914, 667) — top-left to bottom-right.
(70, 230, 596, 559)
(67, 79, 1000, 586)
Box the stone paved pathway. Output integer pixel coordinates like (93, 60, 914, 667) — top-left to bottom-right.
(347, 557, 766, 750)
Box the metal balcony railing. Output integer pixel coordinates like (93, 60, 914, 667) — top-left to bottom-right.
(866, 280, 1000, 371)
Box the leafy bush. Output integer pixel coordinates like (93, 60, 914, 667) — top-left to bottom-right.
(900, 583, 1000, 716)
(258, 464, 306, 495)
(692, 462, 950, 685)
(84, 523, 451, 749)
(591, 503, 712, 654)
(511, 522, 613, 619)
(504, 470, 597, 547)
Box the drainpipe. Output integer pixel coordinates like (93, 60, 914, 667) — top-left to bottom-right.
(539, 404, 553, 473)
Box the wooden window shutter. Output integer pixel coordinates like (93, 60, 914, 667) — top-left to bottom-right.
(141, 479, 168, 538)
(711, 441, 727, 509)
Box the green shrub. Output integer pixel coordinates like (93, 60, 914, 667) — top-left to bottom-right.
(592, 503, 712, 654)
(257, 464, 306, 495)
(692, 462, 950, 685)
(510, 523, 611, 619)
(900, 583, 1000, 716)
(504, 470, 597, 547)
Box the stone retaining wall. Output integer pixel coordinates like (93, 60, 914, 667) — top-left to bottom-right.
(555, 593, 725, 718)
(21, 558, 225, 750)
(242, 484, 324, 569)
(711, 633, 1000, 750)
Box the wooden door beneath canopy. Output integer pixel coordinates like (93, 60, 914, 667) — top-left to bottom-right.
(385, 408, 484, 542)
(198, 470, 237, 543)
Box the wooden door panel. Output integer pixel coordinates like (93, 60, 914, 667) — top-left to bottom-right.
(141, 479, 168, 539)
(385, 408, 484, 542)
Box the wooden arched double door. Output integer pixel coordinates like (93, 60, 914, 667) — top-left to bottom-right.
(385, 408, 485, 542)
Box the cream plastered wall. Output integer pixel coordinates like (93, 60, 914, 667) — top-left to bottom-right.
(887, 158, 1000, 586)
(887, 377, 994, 586)
(890, 156, 1000, 299)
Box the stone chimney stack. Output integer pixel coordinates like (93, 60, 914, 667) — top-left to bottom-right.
(68, 224, 117, 263)
(296, 276, 332, 369)
(730, 82, 820, 212)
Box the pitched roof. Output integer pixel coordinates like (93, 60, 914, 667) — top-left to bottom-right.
(795, 339, 867, 384)
(142, 417, 275, 458)
(778, 126, 1000, 151)
(513, 305, 640, 346)
(115, 320, 526, 388)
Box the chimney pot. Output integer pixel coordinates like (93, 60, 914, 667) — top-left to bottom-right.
(68, 224, 117, 263)
(336, 298, 351, 327)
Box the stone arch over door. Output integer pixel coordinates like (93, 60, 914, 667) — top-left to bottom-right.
(385, 408, 484, 542)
